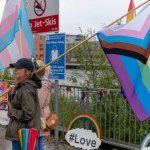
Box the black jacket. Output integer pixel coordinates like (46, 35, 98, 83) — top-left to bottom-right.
(5, 77, 42, 141)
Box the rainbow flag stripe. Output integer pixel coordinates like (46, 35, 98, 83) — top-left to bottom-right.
(97, 4, 150, 122)
(126, 0, 136, 23)
(18, 128, 38, 150)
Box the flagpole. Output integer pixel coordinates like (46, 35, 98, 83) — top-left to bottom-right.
(19, 20, 23, 58)
(18, 0, 22, 58)
(0, 0, 149, 97)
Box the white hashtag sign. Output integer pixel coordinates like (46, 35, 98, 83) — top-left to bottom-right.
(65, 128, 101, 150)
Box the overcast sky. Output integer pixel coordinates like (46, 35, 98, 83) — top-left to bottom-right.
(0, 0, 144, 34)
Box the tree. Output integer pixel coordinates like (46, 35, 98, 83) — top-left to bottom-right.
(67, 29, 120, 89)
(0, 69, 14, 80)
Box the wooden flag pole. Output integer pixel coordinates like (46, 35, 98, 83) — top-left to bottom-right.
(0, 0, 149, 97)
(18, 0, 23, 58)
(19, 20, 23, 58)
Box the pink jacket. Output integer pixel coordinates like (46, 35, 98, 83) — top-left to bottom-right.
(38, 79, 52, 136)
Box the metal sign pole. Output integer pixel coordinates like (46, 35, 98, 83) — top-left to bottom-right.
(54, 79, 59, 144)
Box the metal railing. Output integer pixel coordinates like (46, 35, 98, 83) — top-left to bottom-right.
(0, 79, 149, 149)
(54, 85, 150, 150)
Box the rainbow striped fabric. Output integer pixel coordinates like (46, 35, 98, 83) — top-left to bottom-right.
(97, 3, 150, 122)
(126, 0, 136, 23)
(18, 128, 38, 150)
(0, 0, 34, 69)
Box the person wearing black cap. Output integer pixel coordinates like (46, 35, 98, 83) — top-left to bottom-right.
(5, 58, 42, 150)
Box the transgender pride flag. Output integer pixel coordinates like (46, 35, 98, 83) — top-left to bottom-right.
(97, 3, 150, 122)
(0, 0, 34, 69)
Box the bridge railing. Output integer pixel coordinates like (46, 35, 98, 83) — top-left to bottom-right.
(0, 79, 148, 149)
(55, 85, 149, 150)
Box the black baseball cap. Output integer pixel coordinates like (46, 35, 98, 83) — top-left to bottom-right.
(10, 58, 34, 72)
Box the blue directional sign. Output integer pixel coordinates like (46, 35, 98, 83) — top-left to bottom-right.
(45, 33, 66, 80)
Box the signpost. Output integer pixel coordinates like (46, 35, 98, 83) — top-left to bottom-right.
(25, 0, 59, 33)
(45, 33, 66, 80)
(45, 33, 66, 143)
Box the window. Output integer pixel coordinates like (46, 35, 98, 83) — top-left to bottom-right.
(40, 48, 43, 51)
(40, 44, 43, 47)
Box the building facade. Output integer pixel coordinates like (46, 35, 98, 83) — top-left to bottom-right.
(34, 34, 99, 64)
(34, 34, 45, 61)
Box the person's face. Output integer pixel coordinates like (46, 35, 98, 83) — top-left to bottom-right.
(13, 68, 29, 81)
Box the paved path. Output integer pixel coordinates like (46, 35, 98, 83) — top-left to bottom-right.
(0, 126, 12, 150)
(0, 126, 79, 150)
